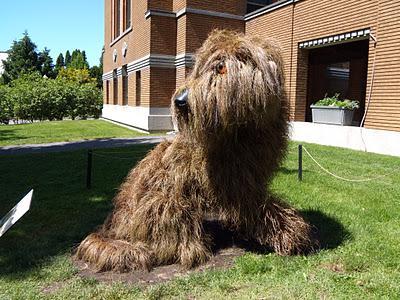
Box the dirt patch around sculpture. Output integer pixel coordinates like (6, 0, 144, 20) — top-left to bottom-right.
(73, 220, 268, 286)
(74, 246, 245, 286)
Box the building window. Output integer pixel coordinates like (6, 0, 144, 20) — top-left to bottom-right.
(113, 0, 121, 39)
(247, 0, 273, 13)
(106, 80, 110, 104)
(125, 0, 131, 30)
(122, 65, 128, 105)
(136, 71, 141, 106)
(113, 0, 130, 40)
(113, 70, 118, 105)
(326, 62, 350, 99)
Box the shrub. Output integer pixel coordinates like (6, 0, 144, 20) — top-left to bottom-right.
(67, 81, 102, 119)
(5, 72, 102, 122)
(0, 85, 13, 124)
(314, 94, 359, 110)
(7, 72, 44, 122)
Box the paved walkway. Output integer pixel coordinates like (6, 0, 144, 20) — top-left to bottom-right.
(0, 135, 170, 155)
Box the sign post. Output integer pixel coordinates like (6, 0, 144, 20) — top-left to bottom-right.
(0, 190, 33, 237)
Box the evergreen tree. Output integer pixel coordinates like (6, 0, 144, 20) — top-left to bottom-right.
(69, 49, 89, 69)
(38, 47, 55, 78)
(1, 31, 41, 83)
(54, 53, 65, 76)
(65, 50, 72, 67)
(71, 49, 79, 62)
(56, 53, 65, 69)
(82, 51, 88, 65)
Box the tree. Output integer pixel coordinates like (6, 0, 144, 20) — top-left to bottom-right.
(57, 67, 95, 84)
(89, 65, 102, 89)
(38, 47, 55, 78)
(82, 51, 87, 64)
(1, 32, 41, 84)
(65, 50, 72, 67)
(0, 85, 13, 124)
(54, 53, 65, 76)
(55, 53, 65, 69)
(70, 49, 89, 69)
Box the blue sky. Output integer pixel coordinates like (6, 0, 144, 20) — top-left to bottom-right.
(0, 0, 104, 67)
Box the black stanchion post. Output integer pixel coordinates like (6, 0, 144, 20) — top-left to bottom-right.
(86, 149, 93, 189)
(298, 144, 303, 181)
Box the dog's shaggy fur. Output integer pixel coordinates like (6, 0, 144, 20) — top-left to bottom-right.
(76, 30, 314, 272)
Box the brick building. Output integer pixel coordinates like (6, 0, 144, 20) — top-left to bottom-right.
(103, 0, 400, 155)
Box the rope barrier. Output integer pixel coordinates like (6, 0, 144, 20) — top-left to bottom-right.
(92, 152, 144, 160)
(94, 150, 149, 154)
(302, 145, 386, 183)
(87, 145, 391, 187)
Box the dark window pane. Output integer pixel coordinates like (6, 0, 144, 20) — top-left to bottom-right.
(136, 71, 141, 106)
(122, 66, 128, 105)
(113, 70, 118, 105)
(126, 0, 131, 29)
(106, 80, 109, 104)
(247, 0, 272, 13)
(115, 0, 121, 37)
(326, 62, 350, 99)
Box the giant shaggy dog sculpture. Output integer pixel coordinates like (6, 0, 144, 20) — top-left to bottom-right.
(76, 30, 314, 272)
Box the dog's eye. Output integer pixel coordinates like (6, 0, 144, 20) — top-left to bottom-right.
(216, 61, 227, 75)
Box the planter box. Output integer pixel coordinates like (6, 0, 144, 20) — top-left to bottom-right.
(310, 105, 355, 126)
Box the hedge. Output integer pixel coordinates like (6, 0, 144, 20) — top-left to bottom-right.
(0, 72, 102, 124)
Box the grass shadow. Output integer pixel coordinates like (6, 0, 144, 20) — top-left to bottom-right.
(0, 128, 29, 144)
(0, 144, 155, 278)
(204, 208, 350, 256)
(301, 209, 352, 250)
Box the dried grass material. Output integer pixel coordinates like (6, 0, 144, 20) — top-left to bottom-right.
(75, 30, 314, 272)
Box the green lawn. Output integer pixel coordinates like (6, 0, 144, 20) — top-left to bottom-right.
(0, 120, 149, 146)
(0, 143, 399, 299)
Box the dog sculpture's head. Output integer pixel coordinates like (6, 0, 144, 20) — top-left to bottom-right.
(172, 30, 287, 141)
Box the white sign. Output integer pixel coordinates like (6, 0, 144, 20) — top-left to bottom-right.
(0, 190, 33, 237)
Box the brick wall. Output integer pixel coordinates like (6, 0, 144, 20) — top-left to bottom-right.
(117, 75, 124, 105)
(186, 0, 246, 15)
(365, 0, 400, 131)
(246, 0, 400, 131)
(150, 68, 176, 107)
(175, 66, 192, 90)
(148, 0, 173, 11)
(127, 72, 137, 106)
(150, 16, 177, 55)
(104, 0, 150, 74)
(173, 0, 186, 12)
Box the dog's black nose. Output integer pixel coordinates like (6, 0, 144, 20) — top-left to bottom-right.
(175, 89, 188, 107)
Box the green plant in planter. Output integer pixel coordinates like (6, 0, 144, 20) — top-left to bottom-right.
(314, 94, 359, 110)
